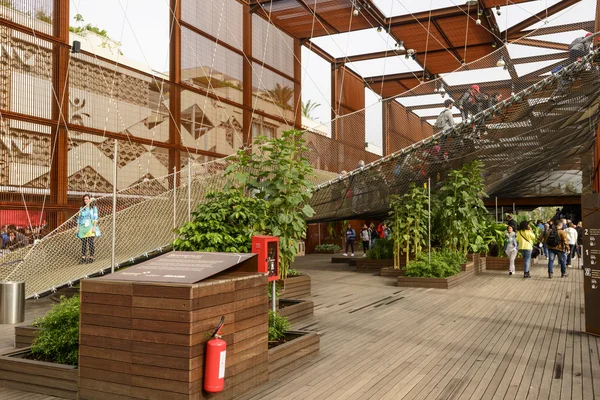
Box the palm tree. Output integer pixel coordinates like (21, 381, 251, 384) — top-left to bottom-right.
(301, 100, 321, 119)
(267, 83, 294, 110)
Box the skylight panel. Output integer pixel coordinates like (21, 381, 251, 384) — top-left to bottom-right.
(525, 0, 595, 31)
(346, 56, 423, 78)
(310, 28, 396, 59)
(514, 59, 566, 78)
(371, 0, 460, 18)
(441, 66, 511, 86)
(507, 43, 565, 60)
(529, 30, 591, 45)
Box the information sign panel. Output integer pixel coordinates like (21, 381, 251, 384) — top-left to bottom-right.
(582, 194, 600, 336)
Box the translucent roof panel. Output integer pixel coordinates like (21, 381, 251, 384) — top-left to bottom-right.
(346, 56, 423, 78)
(396, 93, 450, 107)
(412, 106, 460, 118)
(371, 0, 463, 18)
(495, 0, 562, 32)
(514, 58, 566, 78)
(525, 0, 596, 31)
(365, 88, 383, 150)
(310, 28, 396, 59)
(507, 43, 565, 60)
(441, 66, 511, 86)
(529, 30, 591, 45)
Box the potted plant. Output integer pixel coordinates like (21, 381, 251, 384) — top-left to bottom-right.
(397, 250, 475, 289)
(314, 243, 341, 254)
(267, 311, 319, 380)
(278, 268, 311, 299)
(356, 238, 395, 272)
(1, 296, 79, 399)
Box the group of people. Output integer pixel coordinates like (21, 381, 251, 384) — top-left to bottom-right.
(1, 225, 33, 252)
(503, 214, 583, 279)
(343, 222, 390, 257)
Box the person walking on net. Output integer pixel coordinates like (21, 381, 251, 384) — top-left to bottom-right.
(434, 99, 455, 131)
(550, 32, 597, 101)
(504, 225, 518, 275)
(343, 223, 356, 257)
(543, 220, 569, 279)
(77, 194, 101, 264)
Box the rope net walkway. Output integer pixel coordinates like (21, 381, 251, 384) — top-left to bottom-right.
(1, 46, 599, 298)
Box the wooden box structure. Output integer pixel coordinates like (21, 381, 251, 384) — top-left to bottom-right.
(78, 252, 269, 400)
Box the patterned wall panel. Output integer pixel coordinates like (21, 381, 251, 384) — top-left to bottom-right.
(252, 14, 294, 77)
(181, 0, 243, 50)
(252, 62, 295, 124)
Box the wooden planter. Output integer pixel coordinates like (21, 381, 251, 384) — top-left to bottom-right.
(397, 261, 476, 289)
(279, 274, 311, 299)
(0, 348, 78, 399)
(486, 256, 524, 271)
(316, 249, 339, 254)
(331, 255, 359, 265)
(14, 326, 40, 348)
(355, 258, 394, 272)
(278, 299, 314, 325)
(268, 331, 320, 381)
(380, 267, 406, 277)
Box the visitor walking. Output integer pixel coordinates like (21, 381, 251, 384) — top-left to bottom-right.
(576, 221, 584, 268)
(504, 225, 518, 275)
(343, 224, 356, 257)
(543, 220, 569, 279)
(77, 194, 101, 264)
(565, 222, 578, 267)
(370, 223, 378, 247)
(360, 224, 371, 257)
(506, 214, 518, 234)
(516, 221, 536, 278)
(434, 99, 455, 131)
(541, 223, 550, 259)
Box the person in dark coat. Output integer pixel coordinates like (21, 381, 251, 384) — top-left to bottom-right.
(506, 214, 518, 233)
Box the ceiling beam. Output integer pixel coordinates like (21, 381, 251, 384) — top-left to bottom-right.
(431, 19, 463, 63)
(511, 51, 569, 65)
(302, 41, 335, 64)
(364, 71, 424, 84)
(510, 21, 594, 40)
(506, 0, 582, 38)
(295, 0, 340, 34)
(513, 38, 568, 51)
(386, 5, 475, 28)
(480, 0, 503, 43)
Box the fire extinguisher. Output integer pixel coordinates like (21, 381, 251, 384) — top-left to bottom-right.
(204, 316, 226, 393)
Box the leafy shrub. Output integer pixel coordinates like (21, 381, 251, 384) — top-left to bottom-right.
(286, 268, 302, 277)
(315, 244, 341, 252)
(405, 250, 465, 278)
(31, 296, 80, 365)
(268, 311, 290, 341)
(173, 189, 268, 253)
(367, 238, 394, 259)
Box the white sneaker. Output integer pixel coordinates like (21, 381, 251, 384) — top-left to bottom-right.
(351, 253, 354, 257)
(363, 254, 367, 257)
(343, 253, 348, 256)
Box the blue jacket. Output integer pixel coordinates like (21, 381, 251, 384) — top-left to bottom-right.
(345, 228, 356, 241)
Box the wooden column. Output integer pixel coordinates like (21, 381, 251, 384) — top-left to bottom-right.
(49, 0, 69, 230)
(242, 5, 253, 146)
(169, 0, 182, 180)
(293, 39, 302, 130)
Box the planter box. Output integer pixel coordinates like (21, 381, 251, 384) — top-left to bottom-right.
(279, 274, 311, 299)
(14, 326, 40, 348)
(0, 348, 78, 399)
(331, 256, 358, 265)
(316, 249, 339, 254)
(278, 299, 314, 325)
(397, 261, 476, 289)
(268, 331, 320, 381)
(380, 267, 406, 277)
(486, 256, 524, 271)
(355, 258, 394, 272)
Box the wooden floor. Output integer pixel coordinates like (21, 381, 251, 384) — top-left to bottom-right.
(0, 297, 53, 353)
(1, 254, 599, 399)
(241, 254, 600, 400)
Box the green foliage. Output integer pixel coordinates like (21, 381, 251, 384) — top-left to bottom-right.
(315, 244, 341, 252)
(469, 218, 507, 256)
(69, 14, 123, 55)
(268, 311, 290, 341)
(405, 249, 465, 278)
(31, 296, 80, 366)
(389, 183, 429, 267)
(267, 83, 294, 110)
(173, 189, 268, 253)
(225, 130, 315, 279)
(301, 100, 321, 119)
(286, 268, 302, 277)
(35, 9, 52, 23)
(367, 238, 394, 259)
(433, 161, 488, 255)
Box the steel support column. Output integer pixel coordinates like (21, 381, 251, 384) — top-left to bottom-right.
(243, 5, 253, 147)
(169, 0, 182, 183)
(48, 0, 70, 230)
(293, 38, 302, 130)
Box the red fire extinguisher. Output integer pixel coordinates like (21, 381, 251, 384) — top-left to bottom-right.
(204, 316, 226, 393)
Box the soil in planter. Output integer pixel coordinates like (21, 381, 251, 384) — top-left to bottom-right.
(268, 332, 304, 349)
(278, 300, 301, 309)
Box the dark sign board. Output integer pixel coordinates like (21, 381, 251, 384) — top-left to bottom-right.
(583, 194, 600, 336)
(98, 252, 258, 284)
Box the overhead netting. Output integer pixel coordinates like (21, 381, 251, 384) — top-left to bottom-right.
(309, 47, 600, 222)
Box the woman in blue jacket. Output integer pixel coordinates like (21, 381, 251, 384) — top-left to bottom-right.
(77, 194, 101, 263)
(344, 224, 356, 257)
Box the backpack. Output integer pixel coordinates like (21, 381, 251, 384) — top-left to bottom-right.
(371, 228, 380, 239)
(546, 228, 560, 247)
(434, 110, 448, 128)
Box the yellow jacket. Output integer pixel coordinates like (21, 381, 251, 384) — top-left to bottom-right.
(516, 229, 536, 250)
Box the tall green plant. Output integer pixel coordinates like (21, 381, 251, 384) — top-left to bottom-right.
(389, 183, 429, 268)
(434, 161, 488, 255)
(173, 189, 268, 253)
(225, 130, 315, 279)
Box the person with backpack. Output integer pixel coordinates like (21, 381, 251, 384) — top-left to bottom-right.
(434, 99, 455, 131)
(370, 223, 379, 247)
(360, 224, 371, 257)
(343, 223, 356, 257)
(550, 33, 597, 101)
(516, 221, 536, 279)
(543, 220, 569, 279)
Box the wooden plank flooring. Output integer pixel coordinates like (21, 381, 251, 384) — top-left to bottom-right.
(240, 254, 600, 400)
(0, 254, 598, 400)
(0, 298, 53, 352)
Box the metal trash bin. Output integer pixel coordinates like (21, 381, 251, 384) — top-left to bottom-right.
(0, 281, 25, 324)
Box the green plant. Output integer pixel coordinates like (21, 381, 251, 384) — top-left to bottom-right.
(301, 100, 321, 119)
(389, 183, 429, 268)
(267, 83, 293, 110)
(326, 222, 337, 239)
(268, 311, 290, 342)
(173, 189, 268, 253)
(469, 218, 507, 256)
(69, 14, 123, 55)
(315, 244, 341, 252)
(405, 249, 465, 278)
(367, 238, 394, 259)
(31, 296, 80, 366)
(225, 129, 315, 279)
(286, 268, 301, 277)
(433, 161, 488, 255)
